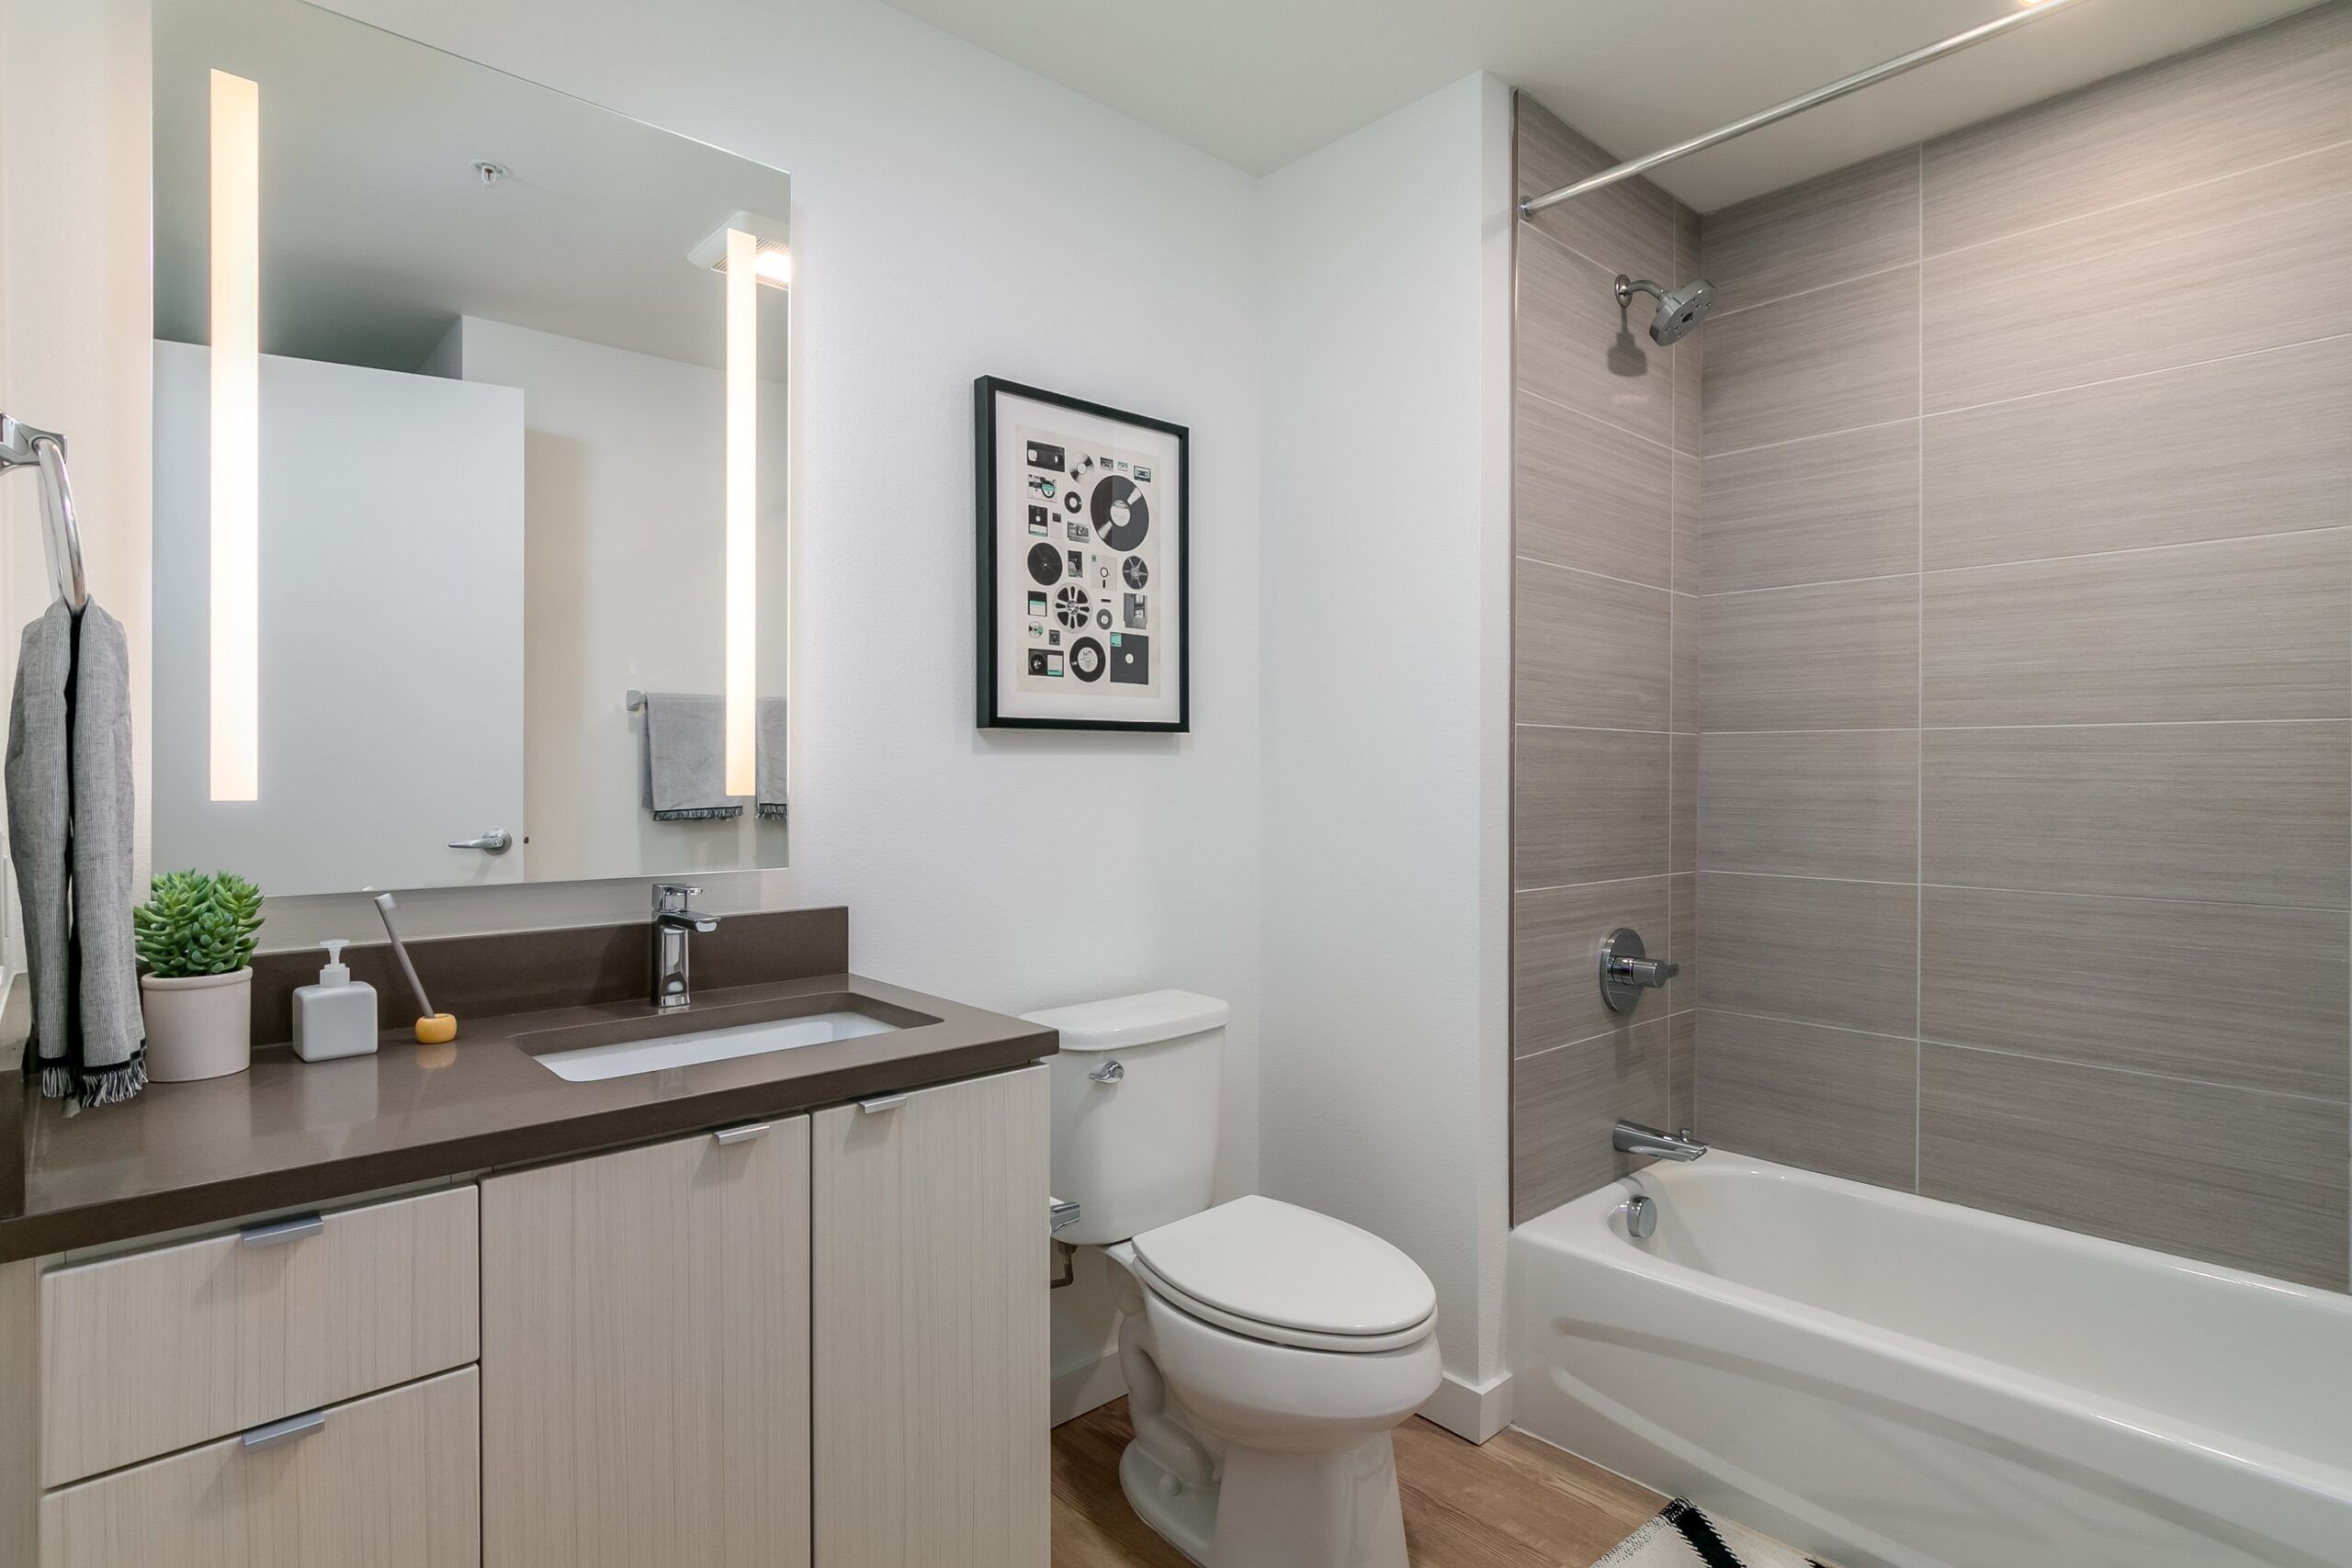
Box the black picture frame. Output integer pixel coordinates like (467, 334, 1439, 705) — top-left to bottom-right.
(974, 376, 1190, 731)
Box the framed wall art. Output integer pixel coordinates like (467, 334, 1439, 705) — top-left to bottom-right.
(974, 377, 1189, 731)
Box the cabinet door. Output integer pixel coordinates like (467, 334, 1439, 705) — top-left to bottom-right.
(40, 1367, 480, 1568)
(812, 1066, 1049, 1567)
(481, 1119, 811, 1568)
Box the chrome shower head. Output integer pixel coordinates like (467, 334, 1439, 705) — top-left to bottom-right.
(1614, 275, 1716, 345)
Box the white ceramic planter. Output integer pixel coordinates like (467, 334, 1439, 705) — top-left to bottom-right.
(141, 968, 254, 1082)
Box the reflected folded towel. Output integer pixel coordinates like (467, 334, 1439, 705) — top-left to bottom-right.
(638, 692, 742, 821)
(756, 698, 787, 822)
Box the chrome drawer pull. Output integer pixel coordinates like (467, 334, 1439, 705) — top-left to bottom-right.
(242, 1409, 326, 1452)
(239, 1212, 323, 1248)
(711, 1121, 771, 1145)
(858, 1093, 910, 1115)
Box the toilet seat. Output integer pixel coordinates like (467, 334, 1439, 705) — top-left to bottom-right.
(1125, 1195, 1439, 1354)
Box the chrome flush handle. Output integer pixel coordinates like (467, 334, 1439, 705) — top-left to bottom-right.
(1087, 1059, 1125, 1084)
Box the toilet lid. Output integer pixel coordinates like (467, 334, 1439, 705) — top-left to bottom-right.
(1131, 1195, 1437, 1341)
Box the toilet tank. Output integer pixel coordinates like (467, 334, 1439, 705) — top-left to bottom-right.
(1026, 989, 1229, 1247)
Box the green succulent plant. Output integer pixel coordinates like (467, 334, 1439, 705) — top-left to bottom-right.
(133, 870, 265, 979)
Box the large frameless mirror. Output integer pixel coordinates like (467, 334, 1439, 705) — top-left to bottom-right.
(149, 0, 791, 896)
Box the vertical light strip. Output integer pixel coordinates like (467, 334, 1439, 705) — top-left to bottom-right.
(209, 69, 261, 802)
(722, 228, 758, 797)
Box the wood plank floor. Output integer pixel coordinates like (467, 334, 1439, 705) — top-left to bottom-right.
(1051, 1398, 1664, 1567)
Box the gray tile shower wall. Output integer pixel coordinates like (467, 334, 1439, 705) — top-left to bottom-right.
(1692, 1, 2352, 1291)
(1510, 95, 1700, 1224)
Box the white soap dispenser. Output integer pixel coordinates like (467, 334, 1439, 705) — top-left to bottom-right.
(292, 940, 379, 1062)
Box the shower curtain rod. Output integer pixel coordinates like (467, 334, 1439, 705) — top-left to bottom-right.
(1520, 0, 2095, 219)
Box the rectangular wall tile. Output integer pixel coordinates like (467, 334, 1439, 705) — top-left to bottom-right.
(1702, 422, 1920, 594)
(1670, 451, 1700, 595)
(1516, 388, 1672, 586)
(1922, 886, 2350, 1100)
(1924, 141, 2352, 412)
(1517, 96, 1672, 281)
(1668, 1013, 1696, 1133)
(1919, 1045, 2349, 1289)
(1669, 595, 1698, 734)
(1696, 1012, 1918, 1189)
(1697, 874, 1918, 1037)
(1515, 877, 1670, 1056)
(1921, 723, 2351, 908)
(1521, 227, 1673, 448)
(1667, 873, 1696, 1016)
(1673, 203, 1702, 458)
(1702, 265, 1918, 453)
(1924, 336, 2352, 570)
(1922, 531, 2351, 726)
(1517, 726, 1670, 888)
(1702, 146, 1921, 314)
(1517, 559, 1671, 729)
(1668, 733, 1696, 874)
(1702, 576, 1918, 732)
(1923, 3, 2352, 254)
(1700, 730, 1917, 882)
(1513, 1020, 1671, 1224)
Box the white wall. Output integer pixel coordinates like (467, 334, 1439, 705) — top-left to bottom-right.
(452, 316, 789, 885)
(1257, 73, 1518, 1435)
(0, 0, 153, 980)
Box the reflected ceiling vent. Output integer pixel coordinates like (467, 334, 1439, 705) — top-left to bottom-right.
(689, 210, 791, 288)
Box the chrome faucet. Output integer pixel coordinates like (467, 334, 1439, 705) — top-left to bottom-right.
(1612, 1120, 1708, 1161)
(650, 884, 719, 1010)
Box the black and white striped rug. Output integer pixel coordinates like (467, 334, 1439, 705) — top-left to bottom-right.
(1594, 1498, 1840, 1568)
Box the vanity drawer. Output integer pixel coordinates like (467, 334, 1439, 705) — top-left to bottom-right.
(39, 1366, 480, 1568)
(38, 1185, 479, 1487)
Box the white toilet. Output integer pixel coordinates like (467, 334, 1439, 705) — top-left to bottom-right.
(1030, 990, 1442, 1568)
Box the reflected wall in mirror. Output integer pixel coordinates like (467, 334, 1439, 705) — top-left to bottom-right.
(151, 0, 791, 897)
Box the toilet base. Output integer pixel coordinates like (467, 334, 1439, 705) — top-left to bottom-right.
(1121, 1430, 1411, 1568)
(1120, 1440, 1216, 1565)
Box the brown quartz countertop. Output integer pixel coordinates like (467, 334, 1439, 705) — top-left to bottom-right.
(3, 972, 1057, 1262)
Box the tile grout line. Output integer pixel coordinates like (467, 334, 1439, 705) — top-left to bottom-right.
(1516, 380, 1677, 458)
(1700, 327, 2352, 464)
(1709, 131, 2352, 325)
(1916, 130, 2352, 268)
(1698, 523, 2352, 599)
(1693, 866, 2352, 916)
(1706, 256, 1918, 324)
(1699, 1007, 2352, 1109)
(1916, 144, 1928, 1196)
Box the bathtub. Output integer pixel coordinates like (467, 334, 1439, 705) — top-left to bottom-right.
(1510, 1154, 2352, 1568)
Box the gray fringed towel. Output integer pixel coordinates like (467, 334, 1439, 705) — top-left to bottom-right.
(6, 600, 143, 1106)
(756, 697, 787, 822)
(638, 691, 742, 821)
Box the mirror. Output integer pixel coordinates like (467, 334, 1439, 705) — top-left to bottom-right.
(149, 0, 791, 896)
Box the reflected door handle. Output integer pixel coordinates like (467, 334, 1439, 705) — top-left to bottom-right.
(447, 829, 514, 855)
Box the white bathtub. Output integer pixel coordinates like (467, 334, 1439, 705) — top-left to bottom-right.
(1510, 1154, 2352, 1568)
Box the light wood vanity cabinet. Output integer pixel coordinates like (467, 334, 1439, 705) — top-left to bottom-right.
(480, 1062, 1050, 1568)
(811, 1066, 1051, 1567)
(17, 1064, 1049, 1568)
(480, 1116, 814, 1568)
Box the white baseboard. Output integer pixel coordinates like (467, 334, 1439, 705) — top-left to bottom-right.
(1418, 1367, 1514, 1442)
(1051, 1348, 1127, 1427)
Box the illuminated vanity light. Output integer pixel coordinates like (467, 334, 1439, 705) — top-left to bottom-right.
(209, 68, 260, 803)
(753, 248, 791, 287)
(723, 227, 758, 798)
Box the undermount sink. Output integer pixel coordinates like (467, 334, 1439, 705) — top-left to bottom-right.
(516, 994, 937, 1083)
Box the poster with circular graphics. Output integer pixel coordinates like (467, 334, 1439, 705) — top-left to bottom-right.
(975, 377, 1188, 730)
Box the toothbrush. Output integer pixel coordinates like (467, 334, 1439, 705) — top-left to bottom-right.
(375, 893, 457, 1043)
